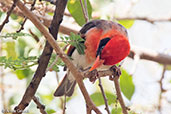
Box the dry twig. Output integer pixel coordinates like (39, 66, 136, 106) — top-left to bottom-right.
(157, 65, 167, 113)
(0, 0, 18, 33)
(17, 0, 36, 32)
(98, 77, 110, 114)
(110, 66, 128, 114)
(79, 0, 89, 22)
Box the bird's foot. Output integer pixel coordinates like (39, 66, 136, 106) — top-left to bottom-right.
(87, 69, 98, 83)
(109, 65, 121, 80)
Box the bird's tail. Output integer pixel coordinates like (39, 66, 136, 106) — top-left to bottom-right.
(54, 74, 76, 97)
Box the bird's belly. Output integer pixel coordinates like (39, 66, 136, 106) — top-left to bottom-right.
(71, 50, 111, 70)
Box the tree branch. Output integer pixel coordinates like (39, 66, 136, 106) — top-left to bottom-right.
(79, 0, 89, 22)
(17, 0, 36, 32)
(157, 65, 167, 113)
(15, 1, 102, 114)
(0, 0, 18, 33)
(98, 77, 110, 114)
(32, 96, 47, 114)
(13, 0, 67, 113)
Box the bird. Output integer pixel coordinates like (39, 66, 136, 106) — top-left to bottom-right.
(54, 19, 130, 97)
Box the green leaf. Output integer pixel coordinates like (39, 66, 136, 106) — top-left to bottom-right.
(16, 38, 28, 57)
(90, 92, 116, 106)
(40, 93, 54, 104)
(15, 69, 33, 80)
(0, 11, 3, 18)
(60, 33, 85, 54)
(120, 69, 135, 100)
(0, 32, 31, 40)
(10, 13, 18, 20)
(67, 0, 92, 26)
(46, 109, 56, 114)
(118, 20, 134, 29)
(8, 96, 16, 106)
(4, 41, 17, 58)
(111, 107, 122, 114)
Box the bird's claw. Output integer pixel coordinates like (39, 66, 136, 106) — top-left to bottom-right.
(88, 69, 98, 83)
(109, 65, 121, 80)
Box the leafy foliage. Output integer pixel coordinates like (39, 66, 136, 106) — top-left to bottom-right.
(90, 92, 117, 106)
(111, 107, 122, 114)
(61, 32, 85, 54)
(0, 32, 31, 40)
(15, 69, 34, 80)
(67, 0, 92, 26)
(0, 56, 38, 70)
(120, 69, 135, 100)
(46, 109, 56, 114)
(48, 54, 65, 72)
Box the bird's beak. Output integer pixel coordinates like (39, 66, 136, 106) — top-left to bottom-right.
(89, 55, 104, 71)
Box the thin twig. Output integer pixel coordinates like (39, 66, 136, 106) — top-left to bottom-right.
(84, 0, 88, 20)
(62, 95, 66, 114)
(17, 0, 36, 32)
(113, 76, 128, 114)
(157, 65, 166, 113)
(109, 66, 128, 114)
(116, 17, 171, 24)
(79, 0, 89, 22)
(46, 44, 69, 72)
(98, 77, 110, 114)
(32, 96, 47, 114)
(0, 0, 18, 33)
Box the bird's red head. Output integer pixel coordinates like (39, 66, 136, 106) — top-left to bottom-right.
(83, 20, 130, 71)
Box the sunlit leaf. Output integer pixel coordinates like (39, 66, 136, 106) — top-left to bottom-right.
(118, 20, 134, 29)
(111, 107, 122, 114)
(67, 0, 92, 26)
(90, 92, 116, 106)
(120, 69, 135, 100)
(10, 13, 18, 20)
(61, 32, 85, 54)
(15, 69, 33, 80)
(40, 93, 54, 104)
(46, 109, 56, 114)
(8, 96, 16, 106)
(4, 41, 17, 59)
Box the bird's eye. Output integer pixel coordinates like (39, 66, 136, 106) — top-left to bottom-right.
(96, 37, 110, 57)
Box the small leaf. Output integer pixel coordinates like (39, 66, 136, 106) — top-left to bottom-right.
(10, 13, 18, 20)
(46, 109, 56, 114)
(90, 92, 116, 106)
(111, 107, 122, 114)
(118, 20, 134, 29)
(4, 41, 17, 58)
(67, 0, 92, 26)
(15, 69, 33, 80)
(120, 69, 135, 100)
